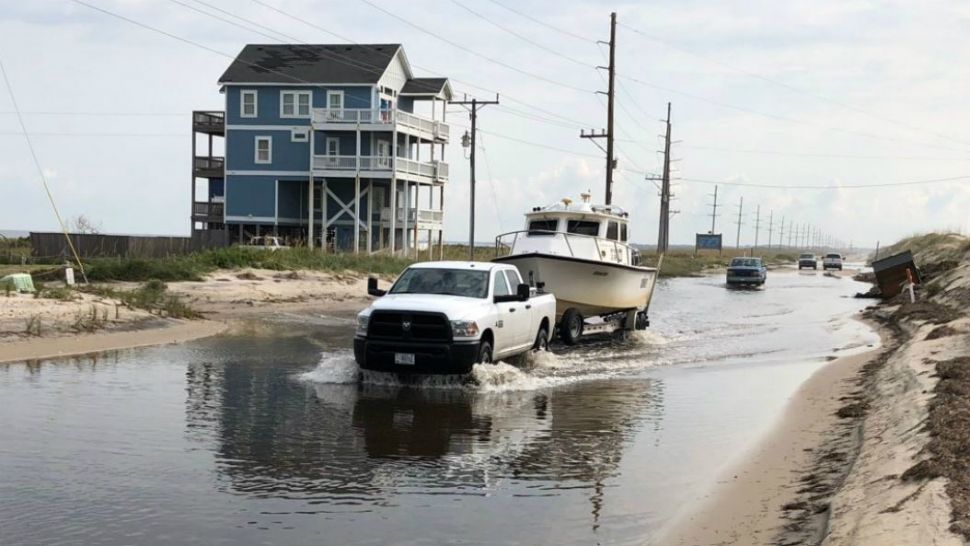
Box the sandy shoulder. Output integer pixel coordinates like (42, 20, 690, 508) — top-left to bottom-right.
(655, 346, 882, 546)
(0, 268, 373, 363)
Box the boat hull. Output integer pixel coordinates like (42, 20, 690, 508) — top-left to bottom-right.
(494, 253, 658, 318)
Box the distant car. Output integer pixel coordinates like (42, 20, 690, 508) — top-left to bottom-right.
(823, 253, 843, 270)
(241, 236, 288, 250)
(798, 253, 817, 270)
(726, 257, 767, 286)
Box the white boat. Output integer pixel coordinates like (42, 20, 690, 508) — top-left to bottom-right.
(493, 194, 659, 343)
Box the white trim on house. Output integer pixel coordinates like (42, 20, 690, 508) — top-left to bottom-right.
(280, 90, 312, 118)
(241, 89, 258, 118)
(223, 82, 373, 87)
(225, 215, 277, 223)
(255, 136, 272, 164)
(226, 170, 310, 176)
(227, 124, 309, 131)
(291, 128, 309, 142)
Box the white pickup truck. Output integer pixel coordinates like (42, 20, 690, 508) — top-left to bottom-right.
(822, 253, 844, 270)
(354, 261, 557, 374)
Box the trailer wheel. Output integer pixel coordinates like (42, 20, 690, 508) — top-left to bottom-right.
(532, 326, 549, 352)
(477, 340, 493, 364)
(635, 311, 649, 330)
(560, 308, 584, 345)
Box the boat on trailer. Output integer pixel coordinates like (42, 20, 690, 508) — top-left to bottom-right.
(493, 193, 659, 344)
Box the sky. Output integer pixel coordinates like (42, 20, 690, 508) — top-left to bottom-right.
(1, 0, 969, 248)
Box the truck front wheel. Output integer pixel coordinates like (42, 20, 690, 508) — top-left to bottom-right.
(477, 340, 493, 364)
(533, 326, 549, 352)
(560, 308, 583, 346)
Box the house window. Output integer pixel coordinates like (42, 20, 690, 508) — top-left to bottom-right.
(327, 90, 344, 110)
(241, 90, 257, 118)
(291, 129, 308, 142)
(281, 91, 311, 118)
(326, 137, 339, 156)
(255, 136, 271, 164)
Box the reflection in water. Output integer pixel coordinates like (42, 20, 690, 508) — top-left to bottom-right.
(184, 359, 662, 531)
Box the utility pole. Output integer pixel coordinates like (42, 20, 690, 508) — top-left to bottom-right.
(767, 210, 773, 249)
(581, 12, 617, 205)
(735, 196, 744, 248)
(753, 204, 761, 249)
(450, 94, 499, 259)
(778, 216, 785, 249)
(709, 185, 719, 233)
(645, 103, 673, 253)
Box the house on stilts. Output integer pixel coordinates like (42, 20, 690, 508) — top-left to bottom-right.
(191, 44, 452, 255)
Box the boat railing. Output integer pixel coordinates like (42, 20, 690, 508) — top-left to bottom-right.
(494, 230, 633, 264)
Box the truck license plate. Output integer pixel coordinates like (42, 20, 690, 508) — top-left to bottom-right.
(394, 353, 415, 365)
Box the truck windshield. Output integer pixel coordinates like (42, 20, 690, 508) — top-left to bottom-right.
(389, 268, 489, 298)
(730, 258, 761, 267)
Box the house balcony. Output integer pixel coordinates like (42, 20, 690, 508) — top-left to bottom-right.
(311, 108, 449, 142)
(192, 201, 224, 223)
(312, 155, 448, 183)
(193, 111, 225, 136)
(194, 156, 224, 178)
(380, 207, 443, 230)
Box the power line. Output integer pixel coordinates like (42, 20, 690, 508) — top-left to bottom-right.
(355, 0, 595, 94)
(482, 0, 595, 43)
(679, 174, 970, 189)
(0, 111, 188, 116)
(0, 59, 87, 282)
(447, 0, 595, 68)
(617, 21, 970, 149)
(680, 143, 970, 162)
(247, 0, 598, 128)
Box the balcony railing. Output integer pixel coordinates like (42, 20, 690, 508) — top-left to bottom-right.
(381, 208, 443, 225)
(312, 155, 446, 182)
(192, 201, 224, 221)
(312, 108, 449, 141)
(194, 156, 224, 178)
(193, 111, 225, 135)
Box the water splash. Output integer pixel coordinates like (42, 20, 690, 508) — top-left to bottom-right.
(299, 350, 359, 384)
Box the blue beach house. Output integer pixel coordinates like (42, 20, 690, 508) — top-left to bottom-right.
(191, 44, 452, 254)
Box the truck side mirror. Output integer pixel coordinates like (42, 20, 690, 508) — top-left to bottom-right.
(516, 283, 530, 301)
(367, 277, 386, 297)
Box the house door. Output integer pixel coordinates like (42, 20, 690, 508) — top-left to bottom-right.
(377, 140, 390, 169)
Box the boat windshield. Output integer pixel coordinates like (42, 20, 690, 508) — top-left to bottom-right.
(730, 258, 761, 267)
(528, 219, 558, 235)
(567, 220, 600, 237)
(389, 268, 489, 298)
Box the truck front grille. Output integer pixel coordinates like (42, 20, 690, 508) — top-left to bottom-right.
(368, 311, 452, 342)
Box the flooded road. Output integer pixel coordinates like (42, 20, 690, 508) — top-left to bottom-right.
(0, 270, 879, 545)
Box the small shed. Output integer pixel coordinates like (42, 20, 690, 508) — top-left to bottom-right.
(872, 250, 919, 298)
(0, 273, 36, 293)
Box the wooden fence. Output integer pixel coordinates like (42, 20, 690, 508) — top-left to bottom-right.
(29, 231, 229, 260)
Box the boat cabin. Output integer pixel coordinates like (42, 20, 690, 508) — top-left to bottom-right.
(498, 195, 641, 265)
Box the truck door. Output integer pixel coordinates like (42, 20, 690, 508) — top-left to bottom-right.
(501, 269, 531, 349)
(492, 272, 524, 354)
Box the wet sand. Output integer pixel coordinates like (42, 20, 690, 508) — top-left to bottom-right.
(0, 268, 369, 364)
(657, 344, 883, 545)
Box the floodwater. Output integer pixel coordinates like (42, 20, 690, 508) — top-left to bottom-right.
(0, 270, 879, 546)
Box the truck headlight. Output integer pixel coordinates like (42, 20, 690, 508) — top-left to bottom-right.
(451, 320, 480, 338)
(356, 314, 369, 336)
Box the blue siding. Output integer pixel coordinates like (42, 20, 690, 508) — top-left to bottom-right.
(277, 179, 307, 221)
(225, 175, 277, 218)
(226, 129, 310, 171)
(226, 85, 376, 125)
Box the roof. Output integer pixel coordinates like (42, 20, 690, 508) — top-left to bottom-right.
(527, 199, 629, 219)
(219, 44, 402, 84)
(409, 261, 497, 270)
(400, 77, 450, 96)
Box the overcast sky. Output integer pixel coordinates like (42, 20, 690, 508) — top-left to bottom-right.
(2, 0, 969, 248)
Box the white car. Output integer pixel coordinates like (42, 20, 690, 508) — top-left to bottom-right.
(822, 253, 844, 270)
(354, 261, 557, 374)
(240, 236, 287, 250)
